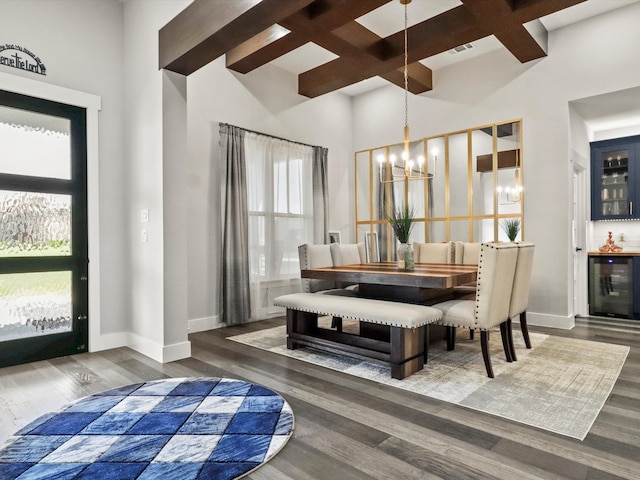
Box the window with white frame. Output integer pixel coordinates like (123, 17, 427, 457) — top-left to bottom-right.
(245, 133, 314, 316)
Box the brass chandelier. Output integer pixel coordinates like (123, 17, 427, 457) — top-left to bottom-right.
(378, 0, 437, 184)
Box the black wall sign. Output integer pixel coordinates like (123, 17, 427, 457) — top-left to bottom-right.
(0, 44, 46, 75)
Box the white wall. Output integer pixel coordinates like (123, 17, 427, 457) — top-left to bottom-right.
(353, 3, 640, 328)
(122, 0, 193, 361)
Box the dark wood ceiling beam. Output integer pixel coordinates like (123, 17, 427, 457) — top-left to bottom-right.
(299, 6, 481, 97)
(380, 63, 433, 95)
(279, 11, 430, 93)
(302, 0, 392, 31)
(298, 0, 585, 97)
(461, 0, 547, 63)
(225, 25, 305, 74)
(159, 0, 316, 75)
(494, 25, 547, 63)
(513, 0, 587, 20)
(226, 0, 391, 74)
(279, 14, 375, 63)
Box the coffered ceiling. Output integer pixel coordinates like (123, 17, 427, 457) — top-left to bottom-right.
(159, 0, 639, 98)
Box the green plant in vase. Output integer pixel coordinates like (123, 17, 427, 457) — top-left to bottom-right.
(501, 218, 521, 242)
(387, 203, 416, 269)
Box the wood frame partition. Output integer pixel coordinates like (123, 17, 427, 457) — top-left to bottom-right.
(354, 119, 524, 261)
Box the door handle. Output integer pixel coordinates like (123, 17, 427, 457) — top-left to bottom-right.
(575, 247, 583, 252)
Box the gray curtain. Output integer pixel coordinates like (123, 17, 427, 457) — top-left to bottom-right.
(219, 123, 250, 325)
(312, 146, 329, 244)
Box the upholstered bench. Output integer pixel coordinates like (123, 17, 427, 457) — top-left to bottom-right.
(273, 293, 442, 379)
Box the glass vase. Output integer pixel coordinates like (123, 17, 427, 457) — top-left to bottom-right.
(397, 243, 414, 270)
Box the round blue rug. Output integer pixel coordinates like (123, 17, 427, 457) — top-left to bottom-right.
(0, 377, 294, 480)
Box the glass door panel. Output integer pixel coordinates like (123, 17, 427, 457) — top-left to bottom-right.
(0, 191, 71, 257)
(0, 271, 72, 341)
(600, 149, 629, 217)
(0, 105, 71, 179)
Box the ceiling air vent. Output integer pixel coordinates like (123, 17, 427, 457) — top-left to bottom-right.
(449, 43, 473, 54)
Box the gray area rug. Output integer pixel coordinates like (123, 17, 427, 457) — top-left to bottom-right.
(227, 322, 629, 440)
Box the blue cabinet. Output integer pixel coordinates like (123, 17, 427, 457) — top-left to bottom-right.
(591, 136, 640, 220)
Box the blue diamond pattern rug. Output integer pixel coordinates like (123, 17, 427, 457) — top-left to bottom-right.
(0, 377, 294, 480)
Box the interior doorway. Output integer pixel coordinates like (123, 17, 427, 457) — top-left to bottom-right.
(573, 163, 588, 317)
(0, 89, 88, 367)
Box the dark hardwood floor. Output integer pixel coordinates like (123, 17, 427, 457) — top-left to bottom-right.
(0, 316, 638, 479)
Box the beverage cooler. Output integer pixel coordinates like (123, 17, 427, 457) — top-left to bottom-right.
(588, 256, 638, 319)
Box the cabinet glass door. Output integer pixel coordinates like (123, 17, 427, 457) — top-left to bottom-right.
(599, 148, 630, 217)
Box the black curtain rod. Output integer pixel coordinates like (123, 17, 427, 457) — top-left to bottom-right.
(220, 122, 323, 150)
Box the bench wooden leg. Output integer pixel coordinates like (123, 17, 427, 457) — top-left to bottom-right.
(286, 309, 318, 350)
(330, 316, 343, 332)
(390, 326, 425, 380)
(423, 325, 430, 364)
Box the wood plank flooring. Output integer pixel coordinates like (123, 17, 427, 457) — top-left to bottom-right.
(0, 316, 638, 479)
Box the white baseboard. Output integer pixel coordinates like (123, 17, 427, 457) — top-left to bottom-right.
(525, 312, 575, 330)
(89, 331, 128, 352)
(92, 332, 191, 364)
(160, 340, 191, 363)
(188, 315, 222, 333)
(127, 333, 191, 363)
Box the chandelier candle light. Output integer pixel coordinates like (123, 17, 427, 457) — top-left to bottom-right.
(378, 0, 437, 184)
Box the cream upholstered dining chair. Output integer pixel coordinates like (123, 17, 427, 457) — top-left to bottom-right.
(297, 244, 359, 295)
(298, 243, 356, 332)
(413, 241, 454, 263)
(298, 244, 336, 293)
(454, 241, 481, 265)
(330, 242, 366, 266)
(453, 241, 481, 299)
(330, 242, 366, 290)
(508, 242, 535, 356)
(431, 242, 519, 378)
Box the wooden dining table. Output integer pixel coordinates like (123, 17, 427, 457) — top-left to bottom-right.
(301, 261, 478, 343)
(301, 261, 478, 304)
